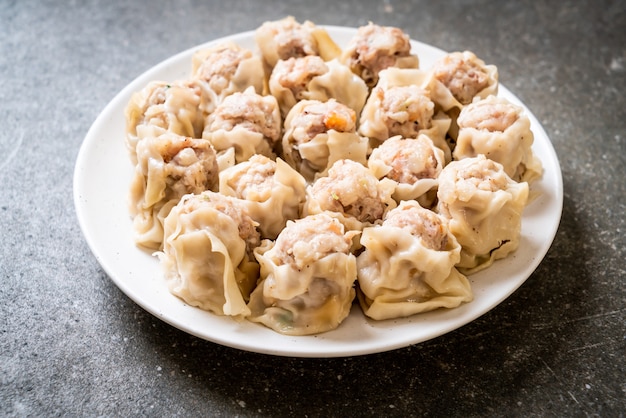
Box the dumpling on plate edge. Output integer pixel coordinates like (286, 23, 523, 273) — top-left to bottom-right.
(436, 155, 529, 274)
(453, 95, 543, 184)
(248, 212, 358, 335)
(128, 132, 219, 250)
(158, 191, 260, 318)
(124, 79, 213, 164)
(424, 50, 498, 112)
(356, 200, 473, 320)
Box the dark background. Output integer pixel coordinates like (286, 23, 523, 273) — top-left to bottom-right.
(1, 0, 624, 416)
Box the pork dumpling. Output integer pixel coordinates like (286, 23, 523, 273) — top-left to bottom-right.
(358, 72, 451, 160)
(269, 56, 368, 118)
(340, 22, 419, 87)
(453, 95, 543, 183)
(356, 200, 473, 320)
(128, 132, 219, 249)
(422, 51, 499, 144)
(360, 84, 433, 139)
(281, 99, 369, 182)
(202, 87, 281, 164)
(255, 16, 342, 75)
(247, 213, 358, 335)
(158, 191, 260, 318)
(125, 79, 213, 164)
(303, 159, 396, 232)
(219, 155, 307, 239)
(191, 41, 265, 100)
(425, 51, 498, 112)
(436, 155, 529, 274)
(367, 134, 445, 207)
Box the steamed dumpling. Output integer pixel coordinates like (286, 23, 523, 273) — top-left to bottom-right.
(340, 22, 419, 87)
(367, 134, 445, 207)
(282, 99, 369, 182)
(128, 132, 219, 249)
(191, 41, 265, 100)
(124, 79, 213, 163)
(255, 16, 341, 75)
(158, 191, 260, 317)
(425, 51, 498, 111)
(303, 159, 396, 232)
(269, 56, 368, 118)
(357, 200, 473, 320)
(202, 87, 281, 164)
(247, 213, 358, 335)
(219, 155, 307, 239)
(360, 84, 434, 140)
(358, 68, 452, 160)
(436, 155, 529, 274)
(453, 95, 543, 183)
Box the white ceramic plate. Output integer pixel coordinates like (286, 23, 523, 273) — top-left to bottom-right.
(74, 26, 563, 358)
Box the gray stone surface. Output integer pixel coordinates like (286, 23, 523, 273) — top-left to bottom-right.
(1, 0, 625, 416)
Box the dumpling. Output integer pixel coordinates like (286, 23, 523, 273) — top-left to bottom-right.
(356, 200, 473, 320)
(247, 213, 358, 335)
(254, 16, 342, 75)
(436, 155, 529, 274)
(303, 159, 396, 232)
(281, 99, 369, 182)
(191, 41, 265, 100)
(360, 84, 434, 139)
(340, 22, 419, 87)
(202, 87, 281, 164)
(158, 191, 260, 317)
(128, 132, 219, 249)
(269, 56, 368, 118)
(453, 95, 543, 183)
(358, 68, 451, 160)
(367, 134, 445, 207)
(422, 51, 499, 145)
(425, 51, 498, 111)
(124, 79, 213, 164)
(219, 155, 307, 239)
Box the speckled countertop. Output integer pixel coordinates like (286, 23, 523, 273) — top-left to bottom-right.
(1, 1, 625, 416)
